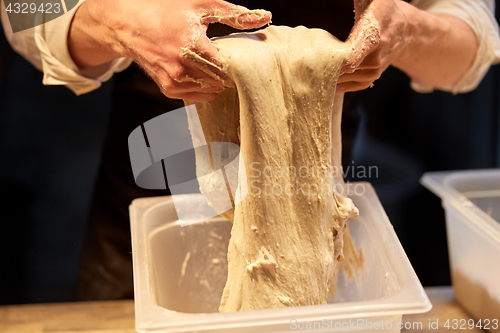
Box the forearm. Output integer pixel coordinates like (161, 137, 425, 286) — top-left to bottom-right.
(393, 1, 477, 88)
(68, 0, 271, 100)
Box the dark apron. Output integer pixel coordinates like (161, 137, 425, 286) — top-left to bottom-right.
(75, 0, 362, 300)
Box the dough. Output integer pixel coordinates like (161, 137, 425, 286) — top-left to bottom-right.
(186, 25, 359, 312)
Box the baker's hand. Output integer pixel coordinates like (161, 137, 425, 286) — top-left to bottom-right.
(69, 0, 271, 101)
(337, 0, 408, 93)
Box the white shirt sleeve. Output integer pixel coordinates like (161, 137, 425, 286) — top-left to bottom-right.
(410, 0, 500, 94)
(1, 0, 133, 95)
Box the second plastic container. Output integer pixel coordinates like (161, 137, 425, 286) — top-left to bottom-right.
(422, 169, 500, 333)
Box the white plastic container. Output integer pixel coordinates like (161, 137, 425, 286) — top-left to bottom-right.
(422, 169, 500, 332)
(129, 182, 431, 333)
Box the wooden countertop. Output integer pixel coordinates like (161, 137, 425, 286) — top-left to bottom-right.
(0, 300, 135, 333)
(404, 287, 485, 333)
(0, 286, 482, 333)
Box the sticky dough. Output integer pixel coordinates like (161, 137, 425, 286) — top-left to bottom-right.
(186, 25, 359, 312)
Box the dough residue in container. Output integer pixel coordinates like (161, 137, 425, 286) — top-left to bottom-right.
(185, 25, 361, 312)
(178, 251, 192, 286)
(453, 270, 500, 333)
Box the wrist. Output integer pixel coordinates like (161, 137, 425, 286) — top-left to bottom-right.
(391, 0, 417, 68)
(68, 0, 124, 69)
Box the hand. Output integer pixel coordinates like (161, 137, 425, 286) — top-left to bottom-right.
(69, 0, 272, 101)
(337, 0, 408, 93)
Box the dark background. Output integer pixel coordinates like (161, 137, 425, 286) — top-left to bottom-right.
(0, 3, 499, 304)
(0, 20, 112, 303)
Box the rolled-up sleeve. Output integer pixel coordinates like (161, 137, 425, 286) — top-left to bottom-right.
(410, 0, 500, 94)
(1, 0, 132, 95)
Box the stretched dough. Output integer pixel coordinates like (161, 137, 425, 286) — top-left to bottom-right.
(187, 25, 359, 312)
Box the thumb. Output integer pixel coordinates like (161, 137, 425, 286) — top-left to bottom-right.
(353, 0, 374, 21)
(343, 24, 380, 73)
(200, 1, 272, 30)
(343, 1, 380, 73)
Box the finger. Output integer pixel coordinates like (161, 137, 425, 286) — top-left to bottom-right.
(181, 36, 235, 87)
(180, 3, 265, 87)
(154, 71, 224, 99)
(180, 85, 226, 94)
(149, 67, 227, 94)
(337, 68, 381, 83)
(355, 49, 386, 70)
(201, 2, 272, 30)
(190, 57, 235, 88)
(155, 56, 229, 89)
(336, 81, 374, 93)
(171, 70, 228, 89)
(162, 89, 219, 102)
(160, 76, 227, 94)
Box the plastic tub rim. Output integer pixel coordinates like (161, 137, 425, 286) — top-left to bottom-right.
(130, 182, 431, 332)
